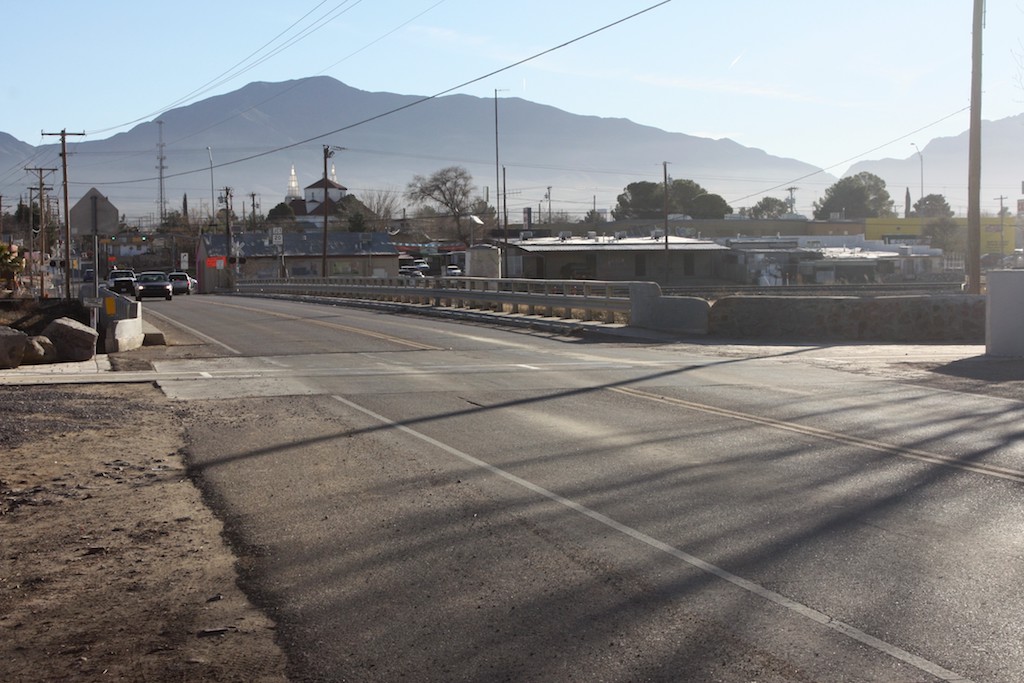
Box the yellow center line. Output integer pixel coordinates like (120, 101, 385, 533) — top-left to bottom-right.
(610, 386, 1024, 484)
(200, 300, 443, 351)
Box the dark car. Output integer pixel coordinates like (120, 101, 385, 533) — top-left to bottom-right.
(168, 271, 197, 295)
(106, 269, 136, 295)
(134, 271, 173, 301)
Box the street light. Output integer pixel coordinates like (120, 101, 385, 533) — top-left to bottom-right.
(910, 143, 923, 205)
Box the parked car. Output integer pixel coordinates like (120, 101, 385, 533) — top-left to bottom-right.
(168, 271, 197, 295)
(399, 266, 426, 278)
(134, 271, 173, 301)
(445, 265, 464, 277)
(106, 269, 136, 294)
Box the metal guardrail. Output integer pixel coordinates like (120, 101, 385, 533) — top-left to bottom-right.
(235, 276, 638, 324)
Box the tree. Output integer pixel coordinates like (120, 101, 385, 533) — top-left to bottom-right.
(613, 178, 732, 219)
(689, 193, 732, 219)
(347, 212, 367, 232)
(405, 166, 476, 245)
(748, 197, 791, 219)
(361, 187, 401, 231)
(613, 181, 663, 219)
(922, 216, 964, 255)
(813, 172, 894, 220)
(267, 202, 295, 223)
(913, 193, 953, 219)
(582, 209, 606, 224)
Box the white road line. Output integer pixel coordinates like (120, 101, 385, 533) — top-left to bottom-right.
(331, 393, 974, 683)
(144, 309, 242, 355)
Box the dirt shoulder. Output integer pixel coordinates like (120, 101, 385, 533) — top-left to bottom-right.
(0, 382, 289, 682)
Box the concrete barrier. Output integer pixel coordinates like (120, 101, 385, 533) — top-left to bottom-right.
(986, 270, 1024, 356)
(708, 294, 985, 342)
(630, 282, 709, 334)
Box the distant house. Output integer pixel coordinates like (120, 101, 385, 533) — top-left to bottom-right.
(504, 230, 729, 285)
(196, 229, 399, 292)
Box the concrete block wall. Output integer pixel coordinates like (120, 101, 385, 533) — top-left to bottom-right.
(707, 295, 985, 342)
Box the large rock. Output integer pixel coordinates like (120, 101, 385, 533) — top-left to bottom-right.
(0, 326, 28, 369)
(21, 335, 59, 365)
(41, 317, 98, 361)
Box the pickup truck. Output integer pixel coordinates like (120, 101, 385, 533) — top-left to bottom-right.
(106, 269, 137, 295)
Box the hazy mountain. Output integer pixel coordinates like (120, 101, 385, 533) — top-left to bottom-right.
(846, 113, 1024, 215)
(0, 76, 1017, 222)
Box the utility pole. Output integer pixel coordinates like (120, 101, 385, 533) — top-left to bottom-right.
(965, 0, 984, 294)
(321, 145, 343, 277)
(26, 166, 56, 296)
(546, 186, 552, 223)
(42, 129, 85, 300)
(502, 165, 508, 277)
(249, 192, 259, 231)
(221, 187, 233, 288)
(996, 195, 1007, 255)
(786, 187, 799, 214)
(156, 121, 167, 224)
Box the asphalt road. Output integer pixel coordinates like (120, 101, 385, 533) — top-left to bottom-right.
(128, 295, 1023, 682)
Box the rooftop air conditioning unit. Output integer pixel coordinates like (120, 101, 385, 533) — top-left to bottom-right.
(614, 231, 627, 240)
(587, 231, 597, 240)
(558, 231, 572, 241)
(521, 231, 533, 240)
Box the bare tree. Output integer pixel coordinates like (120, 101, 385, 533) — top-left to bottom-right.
(405, 166, 476, 245)
(361, 186, 402, 232)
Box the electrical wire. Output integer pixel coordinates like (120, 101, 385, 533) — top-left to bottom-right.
(98, 0, 675, 187)
(85, 0, 359, 137)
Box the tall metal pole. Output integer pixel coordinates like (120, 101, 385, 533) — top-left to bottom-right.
(206, 147, 215, 232)
(911, 143, 924, 203)
(966, 0, 984, 294)
(156, 120, 167, 224)
(663, 161, 670, 284)
(494, 89, 500, 248)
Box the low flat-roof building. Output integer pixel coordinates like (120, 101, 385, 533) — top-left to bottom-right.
(505, 230, 730, 286)
(196, 230, 399, 292)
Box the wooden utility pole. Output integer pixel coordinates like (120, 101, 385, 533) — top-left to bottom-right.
(965, 0, 983, 294)
(221, 187, 233, 288)
(26, 166, 56, 296)
(42, 129, 85, 300)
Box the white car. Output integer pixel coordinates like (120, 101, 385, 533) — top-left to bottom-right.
(168, 272, 197, 295)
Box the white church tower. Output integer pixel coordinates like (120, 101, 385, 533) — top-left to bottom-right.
(286, 165, 301, 200)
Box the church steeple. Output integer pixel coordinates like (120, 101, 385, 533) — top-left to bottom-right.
(286, 164, 301, 200)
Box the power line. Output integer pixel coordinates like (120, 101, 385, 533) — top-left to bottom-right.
(97, 1, 675, 187)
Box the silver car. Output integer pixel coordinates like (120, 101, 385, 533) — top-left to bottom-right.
(168, 271, 197, 295)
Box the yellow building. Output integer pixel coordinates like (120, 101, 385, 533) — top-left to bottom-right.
(865, 216, 1015, 255)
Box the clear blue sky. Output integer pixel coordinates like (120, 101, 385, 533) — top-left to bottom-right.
(3, 0, 1022, 211)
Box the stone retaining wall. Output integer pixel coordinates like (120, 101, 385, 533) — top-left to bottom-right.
(707, 295, 985, 342)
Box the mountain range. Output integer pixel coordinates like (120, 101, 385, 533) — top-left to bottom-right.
(0, 76, 1019, 224)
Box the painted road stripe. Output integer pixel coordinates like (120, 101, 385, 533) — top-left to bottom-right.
(330, 393, 973, 683)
